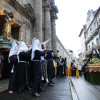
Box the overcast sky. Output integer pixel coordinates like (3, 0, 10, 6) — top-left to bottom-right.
(55, 0, 100, 57)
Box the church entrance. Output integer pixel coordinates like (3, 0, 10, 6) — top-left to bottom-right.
(11, 23, 20, 40)
(0, 9, 20, 80)
(0, 7, 21, 92)
(0, 25, 20, 80)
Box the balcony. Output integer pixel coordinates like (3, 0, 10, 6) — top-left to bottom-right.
(85, 27, 99, 44)
(85, 43, 100, 57)
(85, 48, 92, 57)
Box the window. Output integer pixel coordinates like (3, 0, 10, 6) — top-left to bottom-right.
(94, 22, 96, 26)
(89, 45, 90, 50)
(92, 42, 94, 47)
(84, 33, 86, 39)
(96, 38, 99, 44)
(90, 28, 92, 33)
(83, 53, 84, 58)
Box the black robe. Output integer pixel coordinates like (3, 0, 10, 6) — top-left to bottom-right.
(17, 51, 30, 90)
(56, 57, 64, 77)
(46, 50, 55, 80)
(31, 50, 45, 91)
(56, 59, 61, 77)
(60, 58, 64, 77)
(8, 55, 18, 91)
(71, 63, 76, 76)
(63, 59, 67, 76)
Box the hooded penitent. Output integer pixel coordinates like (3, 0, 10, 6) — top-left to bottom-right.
(31, 38, 43, 60)
(18, 41, 28, 54)
(9, 42, 18, 58)
(8, 42, 18, 73)
(41, 39, 50, 45)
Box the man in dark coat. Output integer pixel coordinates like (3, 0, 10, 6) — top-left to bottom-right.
(63, 57, 67, 76)
(46, 50, 56, 86)
(71, 62, 76, 76)
(56, 57, 61, 77)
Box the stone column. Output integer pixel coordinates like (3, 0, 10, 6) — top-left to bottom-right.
(51, 19, 57, 53)
(25, 29, 30, 44)
(44, 6, 51, 49)
(19, 26, 25, 41)
(34, 0, 42, 42)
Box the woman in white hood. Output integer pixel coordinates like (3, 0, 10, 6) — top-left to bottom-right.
(31, 38, 46, 97)
(17, 41, 30, 94)
(8, 42, 18, 94)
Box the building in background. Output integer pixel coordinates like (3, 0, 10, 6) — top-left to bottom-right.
(79, 25, 86, 64)
(79, 7, 100, 64)
(57, 37, 70, 66)
(66, 49, 74, 62)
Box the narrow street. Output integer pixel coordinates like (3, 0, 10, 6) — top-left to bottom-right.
(71, 76, 100, 100)
(0, 79, 8, 92)
(0, 77, 72, 100)
(0, 76, 100, 100)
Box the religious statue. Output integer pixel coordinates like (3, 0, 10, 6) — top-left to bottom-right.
(0, 12, 14, 48)
(0, 12, 14, 40)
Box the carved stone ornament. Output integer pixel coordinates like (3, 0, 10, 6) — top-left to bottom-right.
(24, 3, 35, 18)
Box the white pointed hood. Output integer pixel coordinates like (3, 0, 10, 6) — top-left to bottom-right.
(18, 41, 28, 54)
(31, 38, 43, 60)
(41, 39, 50, 45)
(9, 42, 18, 57)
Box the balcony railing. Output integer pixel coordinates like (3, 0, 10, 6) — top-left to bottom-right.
(85, 43, 100, 57)
(85, 27, 99, 44)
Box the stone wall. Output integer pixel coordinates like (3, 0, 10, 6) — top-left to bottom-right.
(0, 0, 70, 64)
(56, 37, 70, 66)
(0, 0, 35, 45)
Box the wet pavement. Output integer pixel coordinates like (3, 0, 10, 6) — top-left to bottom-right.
(71, 76, 100, 100)
(0, 79, 8, 92)
(0, 77, 72, 100)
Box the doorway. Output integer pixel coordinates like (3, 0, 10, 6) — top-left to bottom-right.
(11, 23, 20, 40)
(0, 22, 20, 80)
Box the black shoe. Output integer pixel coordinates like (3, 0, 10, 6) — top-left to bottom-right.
(38, 88, 45, 92)
(18, 89, 22, 95)
(25, 86, 32, 90)
(32, 92, 40, 97)
(48, 83, 54, 86)
(51, 81, 55, 84)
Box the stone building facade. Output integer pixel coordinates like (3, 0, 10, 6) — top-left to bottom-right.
(79, 25, 86, 63)
(0, 0, 58, 51)
(0, 0, 71, 79)
(57, 37, 70, 66)
(0, 0, 70, 57)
